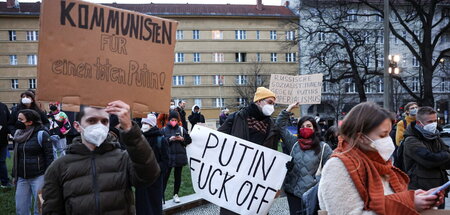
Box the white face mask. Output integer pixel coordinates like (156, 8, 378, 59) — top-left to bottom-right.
(80, 123, 109, 147)
(365, 135, 395, 162)
(409, 108, 418, 116)
(262, 104, 275, 116)
(141, 124, 151, 133)
(170, 105, 176, 110)
(423, 122, 438, 134)
(21, 97, 32, 105)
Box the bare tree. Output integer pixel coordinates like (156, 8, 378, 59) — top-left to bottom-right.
(294, 1, 385, 103)
(322, 80, 351, 123)
(359, 0, 450, 106)
(233, 61, 269, 108)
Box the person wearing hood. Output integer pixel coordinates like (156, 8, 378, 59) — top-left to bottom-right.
(395, 102, 419, 146)
(157, 101, 180, 129)
(12, 109, 53, 215)
(219, 108, 229, 126)
(217, 87, 281, 215)
(135, 114, 169, 215)
(276, 102, 333, 215)
(47, 102, 71, 159)
(188, 105, 205, 131)
(162, 111, 191, 204)
(403, 106, 450, 208)
(8, 91, 50, 136)
(42, 101, 160, 214)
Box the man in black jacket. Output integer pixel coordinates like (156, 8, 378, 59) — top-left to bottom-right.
(42, 101, 160, 214)
(176, 100, 188, 131)
(218, 87, 281, 215)
(188, 105, 205, 131)
(0, 102, 11, 188)
(403, 106, 450, 208)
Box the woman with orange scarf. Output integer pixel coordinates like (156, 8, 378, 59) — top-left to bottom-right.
(318, 102, 444, 214)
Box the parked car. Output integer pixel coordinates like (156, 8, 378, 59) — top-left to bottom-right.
(442, 124, 450, 137)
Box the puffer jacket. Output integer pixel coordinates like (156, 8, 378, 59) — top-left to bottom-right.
(276, 110, 332, 198)
(162, 124, 191, 167)
(403, 121, 450, 192)
(42, 122, 160, 215)
(13, 125, 53, 179)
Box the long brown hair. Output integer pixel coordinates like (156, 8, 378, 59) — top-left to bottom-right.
(340, 102, 395, 151)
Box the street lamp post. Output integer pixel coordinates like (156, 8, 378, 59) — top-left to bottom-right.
(383, 0, 393, 111)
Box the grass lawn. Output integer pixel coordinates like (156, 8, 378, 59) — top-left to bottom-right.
(163, 166, 195, 201)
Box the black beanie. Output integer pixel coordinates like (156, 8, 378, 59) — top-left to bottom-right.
(169, 111, 180, 121)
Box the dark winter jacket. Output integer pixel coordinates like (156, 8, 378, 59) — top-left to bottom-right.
(276, 110, 332, 197)
(13, 125, 53, 179)
(188, 112, 205, 131)
(8, 105, 50, 136)
(162, 124, 191, 168)
(403, 122, 450, 191)
(219, 113, 228, 126)
(176, 107, 188, 131)
(42, 122, 160, 215)
(218, 103, 280, 150)
(143, 127, 169, 175)
(0, 102, 10, 146)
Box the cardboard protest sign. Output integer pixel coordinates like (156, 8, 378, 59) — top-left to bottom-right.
(36, 0, 178, 117)
(269, 74, 323, 105)
(187, 125, 292, 215)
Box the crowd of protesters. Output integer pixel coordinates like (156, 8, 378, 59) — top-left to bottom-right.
(0, 88, 449, 215)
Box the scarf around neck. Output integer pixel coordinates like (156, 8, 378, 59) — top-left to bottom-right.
(298, 138, 314, 150)
(13, 127, 34, 143)
(332, 137, 418, 215)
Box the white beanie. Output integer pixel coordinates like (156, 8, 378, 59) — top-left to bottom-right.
(142, 114, 157, 127)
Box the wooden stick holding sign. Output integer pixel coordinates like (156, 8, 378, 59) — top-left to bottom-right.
(187, 125, 291, 215)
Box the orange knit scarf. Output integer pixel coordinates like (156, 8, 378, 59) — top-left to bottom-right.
(332, 138, 418, 215)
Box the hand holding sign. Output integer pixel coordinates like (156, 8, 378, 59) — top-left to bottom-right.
(286, 102, 299, 112)
(105, 100, 132, 131)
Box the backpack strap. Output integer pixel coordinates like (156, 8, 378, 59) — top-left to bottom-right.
(403, 119, 407, 129)
(156, 136, 163, 149)
(180, 126, 184, 137)
(37, 130, 45, 148)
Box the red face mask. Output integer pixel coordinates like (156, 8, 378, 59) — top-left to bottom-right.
(170, 121, 178, 127)
(299, 127, 314, 139)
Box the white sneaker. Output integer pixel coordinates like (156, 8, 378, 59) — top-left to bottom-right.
(173, 194, 181, 203)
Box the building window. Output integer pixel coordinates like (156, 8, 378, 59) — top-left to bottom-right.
(270, 53, 277, 62)
(236, 75, 247, 85)
(212, 30, 223, 39)
(213, 75, 224, 85)
(285, 53, 296, 62)
(256, 53, 261, 62)
(11, 79, 18, 89)
(27, 55, 37, 65)
(376, 13, 383, 22)
(376, 30, 384, 44)
(172, 76, 185, 86)
(375, 77, 384, 93)
(256, 30, 260, 40)
(29, 79, 37, 89)
(286, 30, 295, 40)
(175, 53, 185, 63)
(318, 32, 326, 41)
(402, 31, 407, 41)
(9, 30, 16, 41)
(365, 82, 373, 93)
(235, 30, 247, 40)
(378, 54, 384, 67)
(412, 56, 420, 67)
(26, 31, 38, 41)
(237, 98, 248, 106)
(194, 75, 201, 85)
(176, 30, 184, 40)
(193, 30, 200, 40)
(9, 55, 18, 65)
(322, 82, 329, 93)
(213, 53, 224, 63)
(345, 78, 356, 93)
(193, 53, 201, 63)
(345, 9, 358, 21)
(364, 10, 371, 22)
(270, 30, 277, 40)
(194, 99, 202, 108)
(213, 98, 225, 108)
(235, 53, 247, 62)
(411, 77, 419, 92)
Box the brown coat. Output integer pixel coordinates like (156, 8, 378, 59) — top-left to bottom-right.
(42, 123, 160, 215)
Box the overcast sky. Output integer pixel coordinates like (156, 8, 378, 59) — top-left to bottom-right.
(2, 0, 283, 5)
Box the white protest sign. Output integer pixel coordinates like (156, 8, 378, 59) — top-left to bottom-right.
(269, 73, 323, 105)
(187, 125, 291, 215)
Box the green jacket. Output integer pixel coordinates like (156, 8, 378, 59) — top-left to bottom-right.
(42, 123, 160, 215)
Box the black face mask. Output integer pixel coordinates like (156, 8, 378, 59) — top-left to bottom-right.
(15, 121, 27, 130)
(50, 105, 58, 111)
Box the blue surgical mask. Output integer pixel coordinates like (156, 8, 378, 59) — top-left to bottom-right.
(409, 109, 418, 116)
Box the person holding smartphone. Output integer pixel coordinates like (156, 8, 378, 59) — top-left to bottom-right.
(162, 111, 192, 203)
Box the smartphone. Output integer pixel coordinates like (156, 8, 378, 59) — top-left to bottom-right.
(175, 132, 181, 137)
(429, 181, 450, 196)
